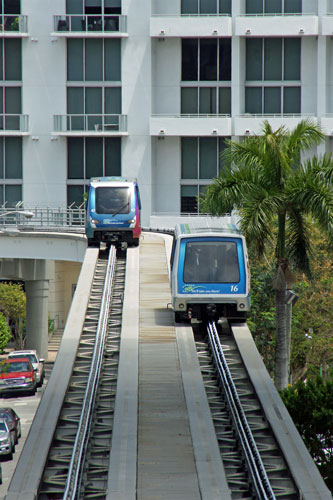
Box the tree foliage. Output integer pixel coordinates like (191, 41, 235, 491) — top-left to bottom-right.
(280, 378, 333, 491)
(248, 224, 333, 384)
(0, 282, 26, 349)
(0, 312, 12, 353)
(200, 119, 333, 389)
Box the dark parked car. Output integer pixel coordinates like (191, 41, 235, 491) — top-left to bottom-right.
(0, 408, 21, 444)
(0, 418, 15, 459)
(0, 358, 37, 397)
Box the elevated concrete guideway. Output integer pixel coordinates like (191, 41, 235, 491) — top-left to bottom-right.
(0, 231, 87, 359)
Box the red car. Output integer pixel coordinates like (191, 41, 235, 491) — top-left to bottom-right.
(0, 358, 37, 397)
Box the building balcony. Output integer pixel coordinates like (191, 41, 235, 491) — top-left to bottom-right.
(150, 114, 231, 136)
(0, 15, 28, 37)
(321, 15, 333, 36)
(0, 114, 29, 135)
(235, 13, 318, 37)
(234, 114, 317, 136)
(319, 115, 333, 135)
(150, 15, 232, 38)
(53, 114, 128, 136)
(53, 15, 127, 37)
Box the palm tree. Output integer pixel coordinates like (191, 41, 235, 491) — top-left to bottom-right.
(200, 119, 333, 390)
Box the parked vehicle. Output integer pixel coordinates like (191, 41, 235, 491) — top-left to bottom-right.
(0, 408, 21, 444)
(8, 350, 45, 387)
(0, 358, 37, 396)
(0, 418, 15, 459)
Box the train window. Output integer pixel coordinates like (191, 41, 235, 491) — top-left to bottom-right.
(95, 186, 130, 214)
(183, 241, 240, 283)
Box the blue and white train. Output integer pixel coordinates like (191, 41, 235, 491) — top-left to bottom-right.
(170, 219, 250, 322)
(86, 177, 141, 247)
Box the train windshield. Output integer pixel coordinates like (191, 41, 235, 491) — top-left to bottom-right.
(95, 187, 131, 215)
(183, 241, 240, 283)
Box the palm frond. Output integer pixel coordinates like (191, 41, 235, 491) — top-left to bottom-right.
(286, 119, 325, 161)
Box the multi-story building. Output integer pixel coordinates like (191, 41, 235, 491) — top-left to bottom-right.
(1, 0, 332, 225)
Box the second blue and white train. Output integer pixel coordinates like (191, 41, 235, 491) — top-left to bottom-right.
(170, 218, 250, 322)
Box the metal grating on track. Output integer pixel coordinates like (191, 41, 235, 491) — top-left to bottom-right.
(37, 249, 126, 499)
(196, 322, 299, 499)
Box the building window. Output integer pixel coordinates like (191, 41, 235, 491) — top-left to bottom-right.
(182, 38, 231, 81)
(245, 38, 301, 114)
(181, 137, 229, 213)
(182, 39, 231, 115)
(181, 87, 231, 114)
(67, 137, 121, 177)
(245, 0, 301, 14)
(67, 38, 120, 81)
(66, 0, 121, 14)
(0, 137, 22, 206)
(0, 39, 21, 81)
(181, 0, 231, 14)
(67, 86, 121, 130)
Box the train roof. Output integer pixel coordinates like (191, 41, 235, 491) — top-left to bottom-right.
(174, 217, 242, 238)
(89, 176, 137, 188)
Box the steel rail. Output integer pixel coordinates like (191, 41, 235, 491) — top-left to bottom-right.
(63, 246, 117, 499)
(207, 321, 276, 500)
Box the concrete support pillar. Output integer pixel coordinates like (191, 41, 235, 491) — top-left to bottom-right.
(25, 280, 49, 360)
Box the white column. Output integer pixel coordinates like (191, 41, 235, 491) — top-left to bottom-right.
(25, 280, 50, 360)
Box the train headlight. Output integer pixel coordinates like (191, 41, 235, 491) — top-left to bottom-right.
(126, 219, 135, 224)
(239, 303, 245, 309)
(91, 218, 100, 224)
(179, 303, 185, 309)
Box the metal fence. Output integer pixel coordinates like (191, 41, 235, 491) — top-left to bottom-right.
(0, 206, 86, 233)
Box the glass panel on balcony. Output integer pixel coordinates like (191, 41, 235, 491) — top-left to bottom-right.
(283, 87, 300, 113)
(245, 87, 262, 113)
(218, 87, 231, 114)
(181, 138, 198, 179)
(6, 137, 22, 178)
(264, 38, 282, 80)
(264, 87, 281, 113)
(68, 137, 84, 179)
(5, 38, 21, 80)
(105, 137, 121, 176)
(86, 137, 103, 178)
(181, 88, 198, 114)
(284, 38, 300, 80)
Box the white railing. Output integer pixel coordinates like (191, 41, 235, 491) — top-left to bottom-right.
(54, 114, 127, 133)
(0, 206, 86, 232)
(0, 114, 29, 132)
(54, 14, 127, 33)
(0, 15, 28, 33)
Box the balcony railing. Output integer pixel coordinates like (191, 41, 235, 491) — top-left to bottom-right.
(0, 15, 28, 33)
(0, 114, 29, 133)
(53, 114, 127, 133)
(0, 206, 86, 231)
(54, 14, 127, 34)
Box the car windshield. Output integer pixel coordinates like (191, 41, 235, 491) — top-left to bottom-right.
(0, 361, 31, 373)
(10, 353, 37, 364)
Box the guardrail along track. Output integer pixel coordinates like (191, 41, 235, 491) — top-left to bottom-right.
(37, 246, 126, 499)
(195, 321, 299, 500)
